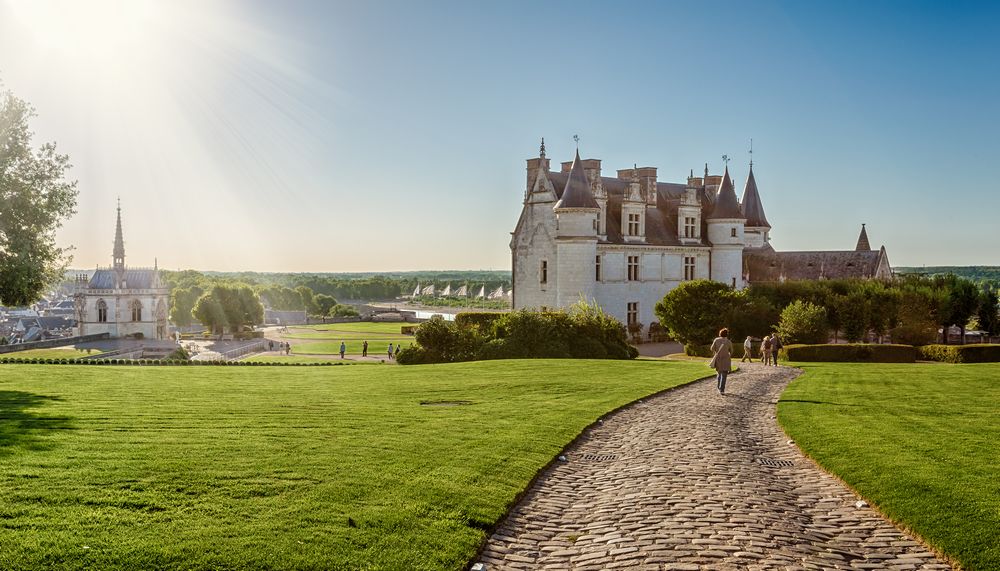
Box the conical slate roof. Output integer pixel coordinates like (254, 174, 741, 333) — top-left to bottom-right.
(740, 166, 770, 227)
(554, 149, 599, 210)
(707, 167, 744, 219)
(113, 200, 126, 262)
(856, 224, 871, 251)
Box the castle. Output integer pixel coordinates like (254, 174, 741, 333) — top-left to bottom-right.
(510, 141, 892, 329)
(73, 202, 170, 340)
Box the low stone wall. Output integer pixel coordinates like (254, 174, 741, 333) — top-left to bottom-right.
(0, 333, 111, 354)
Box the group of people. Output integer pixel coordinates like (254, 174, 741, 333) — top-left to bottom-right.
(710, 329, 783, 395)
(339, 340, 400, 360)
(267, 339, 292, 356)
(741, 334, 783, 366)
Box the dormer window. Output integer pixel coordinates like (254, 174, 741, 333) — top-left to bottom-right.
(627, 213, 640, 236)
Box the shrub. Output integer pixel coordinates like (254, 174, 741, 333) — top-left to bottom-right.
(916, 344, 1000, 363)
(655, 280, 735, 346)
(776, 300, 828, 345)
(686, 343, 747, 359)
(782, 344, 916, 363)
(454, 312, 503, 332)
(476, 338, 517, 361)
(413, 316, 484, 363)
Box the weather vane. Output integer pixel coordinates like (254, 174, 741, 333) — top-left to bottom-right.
(573, 134, 580, 148)
(722, 154, 730, 166)
(749, 138, 754, 167)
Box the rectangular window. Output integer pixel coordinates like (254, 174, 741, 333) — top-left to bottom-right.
(684, 216, 696, 238)
(627, 213, 640, 236)
(627, 302, 638, 326)
(732, 277, 737, 288)
(627, 255, 640, 281)
(540, 260, 547, 284)
(595, 255, 602, 281)
(684, 256, 696, 281)
(731, 227, 737, 238)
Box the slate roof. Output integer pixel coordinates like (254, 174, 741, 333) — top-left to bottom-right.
(740, 167, 770, 227)
(707, 168, 744, 220)
(88, 269, 160, 290)
(553, 150, 600, 210)
(744, 250, 885, 281)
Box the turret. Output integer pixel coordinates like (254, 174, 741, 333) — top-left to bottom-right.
(525, 138, 555, 203)
(856, 224, 871, 251)
(740, 164, 771, 248)
(553, 149, 599, 305)
(706, 167, 746, 289)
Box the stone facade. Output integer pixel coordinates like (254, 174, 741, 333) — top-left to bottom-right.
(511, 141, 892, 330)
(73, 203, 170, 340)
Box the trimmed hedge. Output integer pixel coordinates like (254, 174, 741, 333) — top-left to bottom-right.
(781, 343, 916, 363)
(685, 343, 749, 359)
(917, 344, 1000, 363)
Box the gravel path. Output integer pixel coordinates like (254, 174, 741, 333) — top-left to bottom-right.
(476, 362, 952, 570)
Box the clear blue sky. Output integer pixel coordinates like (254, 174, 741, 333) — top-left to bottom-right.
(2, 0, 997, 271)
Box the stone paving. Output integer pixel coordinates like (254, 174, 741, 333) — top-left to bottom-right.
(477, 363, 952, 570)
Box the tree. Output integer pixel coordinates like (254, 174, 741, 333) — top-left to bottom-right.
(890, 290, 939, 346)
(0, 89, 78, 306)
(169, 286, 203, 327)
(776, 300, 828, 345)
(193, 285, 263, 334)
(314, 293, 338, 316)
(976, 288, 999, 336)
(328, 304, 359, 318)
(654, 280, 734, 347)
(296, 285, 318, 314)
(836, 292, 869, 343)
(947, 278, 980, 344)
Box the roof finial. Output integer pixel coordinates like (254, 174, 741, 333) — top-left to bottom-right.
(749, 138, 753, 169)
(704, 163, 709, 179)
(722, 154, 730, 168)
(573, 134, 580, 149)
(539, 137, 546, 159)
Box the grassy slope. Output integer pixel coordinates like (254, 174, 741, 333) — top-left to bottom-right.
(778, 363, 1000, 570)
(0, 348, 103, 360)
(0, 359, 708, 570)
(280, 323, 415, 356)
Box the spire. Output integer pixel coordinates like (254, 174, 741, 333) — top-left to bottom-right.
(539, 137, 546, 159)
(113, 198, 125, 270)
(856, 224, 872, 251)
(707, 166, 744, 219)
(553, 149, 599, 210)
(740, 164, 770, 227)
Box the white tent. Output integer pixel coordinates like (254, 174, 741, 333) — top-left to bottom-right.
(412, 284, 421, 297)
(454, 285, 468, 297)
(421, 284, 435, 296)
(488, 286, 505, 300)
(440, 284, 452, 296)
(474, 285, 486, 299)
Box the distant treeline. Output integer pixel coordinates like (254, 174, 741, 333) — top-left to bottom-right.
(896, 266, 1000, 290)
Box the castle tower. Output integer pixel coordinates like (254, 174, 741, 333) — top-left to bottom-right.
(740, 164, 771, 249)
(553, 149, 599, 306)
(706, 166, 746, 289)
(856, 224, 872, 251)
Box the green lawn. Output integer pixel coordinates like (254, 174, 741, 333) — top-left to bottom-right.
(291, 339, 413, 356)
(0, 359, 708, 570)
(290, 322, 415, 335)
(778, 363, 1000, 570)
(242, 356, 385, 365)
(278, 323, 415, 356)
(0, 347, 103, 360)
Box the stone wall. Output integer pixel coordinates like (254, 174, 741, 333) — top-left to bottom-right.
(0, 333, 110, 354)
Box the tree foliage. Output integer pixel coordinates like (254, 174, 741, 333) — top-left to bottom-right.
(776, 301, 828, 345)
(0, 89, 78, 306)
(193, 285, 264, 334)
(654, 280, 735, 346)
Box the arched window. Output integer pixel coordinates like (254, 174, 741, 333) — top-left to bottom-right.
(96, 299, 108, 323)
(131, 299, 142, 322)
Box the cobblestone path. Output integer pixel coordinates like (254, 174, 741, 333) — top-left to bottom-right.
(477, 363, 951, 570)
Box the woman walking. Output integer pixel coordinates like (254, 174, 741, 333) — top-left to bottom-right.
(710, 328, 733, 395)
(761, 335, 772, 366)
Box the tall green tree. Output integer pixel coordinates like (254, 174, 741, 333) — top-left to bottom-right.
(169, 286, 204, 327)
(976, 288, 998, 336)
(0, 89, 78, 306)
(776, 300, 828, 345)
(193, 285, 263, 334)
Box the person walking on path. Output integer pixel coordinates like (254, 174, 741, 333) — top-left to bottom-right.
(741, 335, 753, 362)
(388, 343, 394, 360)
(362, 340, 368, 357)
(771, 334, 783, 366)
(394, 344, 401, 359)
(339, 341, 346, 359)
(710, 328, 733, 395)
(761, 335, 772, 366)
